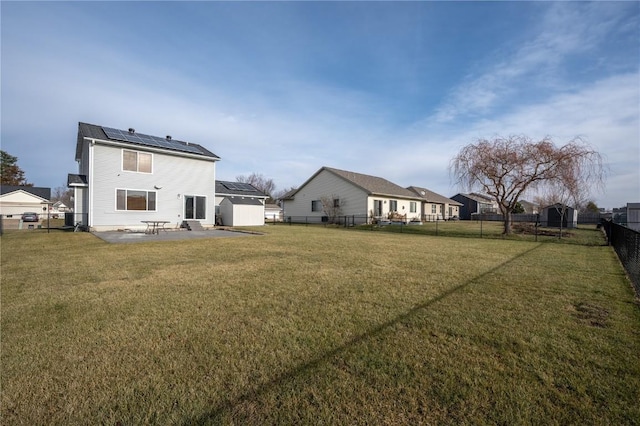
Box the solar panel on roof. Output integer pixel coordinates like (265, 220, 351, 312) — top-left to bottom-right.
(223, 182, 256, 192)
(102, 126, 204, 155)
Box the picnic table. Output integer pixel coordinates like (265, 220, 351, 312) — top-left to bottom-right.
(141, 220, 170, 235)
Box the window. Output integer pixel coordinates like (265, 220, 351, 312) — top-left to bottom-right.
(410, 202, 417, 213)
(333, 198, 340, 208)
(311, 200, 322, 212)
(374, 200, 383, 216)
(116, 189, 156, 211)
(123, 149, 152, 173)
(390, 200, 398, 211)
(431, 204, 437, 214)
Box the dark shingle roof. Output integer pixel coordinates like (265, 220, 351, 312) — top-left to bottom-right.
(453, 193, 494, 204)
(0, 185, 51, 200)
(67, 174, 88, 187)
(407, 186, 462, 206)
(286, 166, 422, 200)
(215, 181, 267, 198)
(76, 122, 220, 160)
(324, 167, 420, 199)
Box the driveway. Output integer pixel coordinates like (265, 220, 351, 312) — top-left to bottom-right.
(93, 229, 259, 244)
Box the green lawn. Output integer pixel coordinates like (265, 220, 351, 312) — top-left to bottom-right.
(1, 226, 639, 424)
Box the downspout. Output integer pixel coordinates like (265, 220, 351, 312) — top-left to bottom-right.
(88, 138, 95, 229)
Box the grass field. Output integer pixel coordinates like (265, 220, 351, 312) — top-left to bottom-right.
(1, 225, 639, 424)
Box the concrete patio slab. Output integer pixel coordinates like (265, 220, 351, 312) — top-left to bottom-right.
(92, 228, 259, 244)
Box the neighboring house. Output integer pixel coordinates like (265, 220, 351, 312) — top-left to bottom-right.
(264, 203, 283, 222)
(627, 202, 640, 231)
(407, 186, 462, 221)
(450, 193, 498, 220)
(52, 201, 70, 212)
(540, 204, 578, 229)
(518, 200, 538, 214)
(68, 122, 220, 232)
(215, 180, 267, 226)
(0, 186, 51, 218)
(282, 166, 423, 224)
(49, 201, 70, 218)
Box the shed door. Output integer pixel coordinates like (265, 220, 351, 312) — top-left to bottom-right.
(548, 208, 567, 228)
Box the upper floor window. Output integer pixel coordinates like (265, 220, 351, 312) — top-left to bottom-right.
(123, 149, 152, 173)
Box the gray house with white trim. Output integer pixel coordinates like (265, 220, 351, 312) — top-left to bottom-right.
(68, 122, 220, 232)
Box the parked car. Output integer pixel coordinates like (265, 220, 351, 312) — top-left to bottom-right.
(21, 212, 39, 222)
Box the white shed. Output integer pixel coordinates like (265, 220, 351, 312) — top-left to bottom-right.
(219, 197, 265, 226)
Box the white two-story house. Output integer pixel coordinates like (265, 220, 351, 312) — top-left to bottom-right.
(68, 122, 220, 232)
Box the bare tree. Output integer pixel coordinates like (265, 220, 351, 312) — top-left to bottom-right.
(535, 186, 573, 238)
(451, 135, 605, 234)
(236, 173, 276, 201)
(52, 185, 73, 206)
(320, 194, 342, 224)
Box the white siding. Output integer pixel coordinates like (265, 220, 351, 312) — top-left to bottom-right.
(284, 169, 369, 219)
(0, 191, 48, 217)
(220, 199, 264, 226)
(76, 187, 87, 224)
(366, 197, 421, 221)
(88, 142, 216, 231)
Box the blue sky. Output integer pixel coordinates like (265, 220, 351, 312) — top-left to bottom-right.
(2, 1, 638, 208)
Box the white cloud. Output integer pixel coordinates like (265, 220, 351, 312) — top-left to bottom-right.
(432, 2, 636, 124)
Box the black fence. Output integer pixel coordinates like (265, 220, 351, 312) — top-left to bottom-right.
(274, 212, 609, 227)
(602, 221, 640, 297)
(276, 214, 571, 241)
(0, 212, 88, 234)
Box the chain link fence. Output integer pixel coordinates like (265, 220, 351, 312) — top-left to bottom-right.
(602, 221, 640, 297)
(275, 214, 596, 241)
(0, 212, 88, 234)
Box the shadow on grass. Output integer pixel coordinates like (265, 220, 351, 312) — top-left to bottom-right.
(187, 244, 544, 424)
